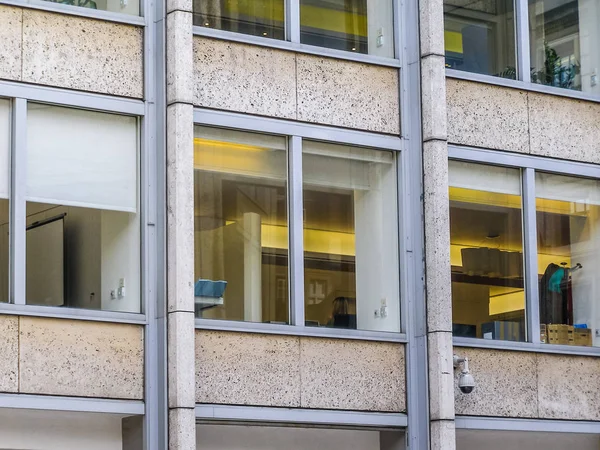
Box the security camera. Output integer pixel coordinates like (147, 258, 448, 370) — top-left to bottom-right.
(454, 354, 475, 394)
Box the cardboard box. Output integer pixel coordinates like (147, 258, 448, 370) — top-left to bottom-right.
(547, 324, 574, 345)
(574, 328, 593, 347)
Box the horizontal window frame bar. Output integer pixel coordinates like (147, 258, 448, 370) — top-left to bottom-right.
(196, 319, 407, 343)
(0, 81, 145, 116)
(193, 27, 402, 69)
(0, 0, 145, 25)
(194, 108, 403, 151)
(0, 393, 145, 415)
(449, 145, 600, 179)
(0, 303, 147, 325)
(446, 69, 600, 104)
(456, 415, 600, 434)
(196, 404, 408, 428)
(454, 337, 600, 357)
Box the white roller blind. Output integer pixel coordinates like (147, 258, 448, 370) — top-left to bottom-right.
(536, 172, 600, 206)
(449, 160, 521, 195)
(302, 140, 394, 190)
(27, 104, 138, 212)
(0, 99, 9, 200)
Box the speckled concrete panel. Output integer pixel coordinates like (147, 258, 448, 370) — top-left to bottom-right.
(168, 311, 196, 408)
(169, 408, 196, 449)
(0, 6, 22, 81)
(429, 332, 454, 420)
(423, 140, 452, 333)
(430, 420, 455, 450)
(297, 55, 400, 134)
(446, 79, 529, 153)
(22, 11, 143, 98)
(196, 331, 301, 407)
(193, 38, 296, 119)
(528, 93, 600, 164)
(19, 318, 144, 399)
(420, 0, 445, 58)
(538, 354, 600, 420)
(0, 315, 18, 393)
(300, 338, 405, 412)
(454, 347, 537, 417)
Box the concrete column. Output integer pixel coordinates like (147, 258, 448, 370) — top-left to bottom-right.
(166, 0, 195, 448)
(419, 0, 457, 446)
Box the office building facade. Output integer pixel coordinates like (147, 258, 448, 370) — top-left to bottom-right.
(0, 0, 600, 448)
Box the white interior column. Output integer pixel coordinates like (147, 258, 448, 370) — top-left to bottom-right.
(243, 212, 262, 322)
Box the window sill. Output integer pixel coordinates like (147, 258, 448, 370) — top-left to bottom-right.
(0, 303, 146, 324)
(453, 336, 600, 357)
(0, 0, 145, 26)
(446, 69, 600, 104)
(193, 26, 402, 69)
(196, 318, 407, 343)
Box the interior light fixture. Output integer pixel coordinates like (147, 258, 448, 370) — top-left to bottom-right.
(263, 32, 268, 36)
(204, 22, 209, 26)
(351, 47, 356, 51)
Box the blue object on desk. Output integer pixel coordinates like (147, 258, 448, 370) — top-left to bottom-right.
(195, 279, 227, 298)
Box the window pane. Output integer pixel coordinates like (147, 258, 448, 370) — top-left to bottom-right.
(300, 0, 395, 57)
(0, 100, 8, 304)
(193, 0, 285, 40)
(302, 141, 400, 332)
(444, 0, 517, 79)
(536, 172, 600, 347)
(26, 104, 140, 313)
(449, 161, 526, 342)
(529, 0, 599, 93)
(194, 127, 289, 323)
(43, 0, 139, 15)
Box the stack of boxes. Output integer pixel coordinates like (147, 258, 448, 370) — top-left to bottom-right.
(541, 324, 592, 346)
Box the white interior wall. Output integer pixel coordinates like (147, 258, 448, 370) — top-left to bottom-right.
(577, 0, 600, 94)
(457, 429, 600, 450)
(196, 424, 382, 450)
(355, 162, 400, 332)
(367, 0, 395, 58)
(0, 408, 123, 450)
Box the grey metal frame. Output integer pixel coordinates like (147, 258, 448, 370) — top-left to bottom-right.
(0, 0, 145, 25)
(192, 0, 402, 69)
(193, 108, 409, 343)
(196, 404, 408, 428)
(455, 415, 600, 434)
(0, 393, 145, 415)
(449, 144, 600, 356)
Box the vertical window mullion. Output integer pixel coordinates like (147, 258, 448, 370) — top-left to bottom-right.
(523, 167, 540, 343)
(515, 0, 531, 82)
(10, 98, 27, 306)
(288, 135, 304, 326)
(286, 0, 300, 43)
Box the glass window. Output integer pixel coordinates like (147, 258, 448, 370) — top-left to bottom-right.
(529, 0, 600, 93)
(449, 161, 526, 342)
(193, 0, 285, 40)
(194, 126, 289, 323)
(44, 0, 139, 15)
(300, 0, 395, 57)
(536, 172, 600, 347)
(444, 0, 517, 79)
(302, 141, 400, 332)
(26, 104, 140, 313)
(0, 99, 9, 304)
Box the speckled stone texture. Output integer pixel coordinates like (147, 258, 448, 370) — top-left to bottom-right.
(453, 347, 537, 417)
(420, 0, 445, 57)
(19, 318, 144, 399)
(22, 10, 143, 98)
(0, 315, 18, 393)
(538, 354, 600, 420)
(529, 93, 600, 164)
(193, 38, 297, 120)
(421, 56, 447, 142)
(429, 332, 454, 420)
(168, 311, 196, 408)
(196, 331, 301, 407)
(446, 79, 529, 153)
(430, 420, 456, 450)
(0, 6, 22, 82)
(300, 338, 405, 412)
(169, 408, 196, 450)
(167, 11, 193, 105)
(297, 55, 400, 134)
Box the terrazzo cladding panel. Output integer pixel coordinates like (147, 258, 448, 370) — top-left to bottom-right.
(0, 6, 22, 81)
(299, 338, 405, 412)
(0, 315, 18, 393)
(19, 318, 144, 399)
(193, 38, 297, 119)
(22, 10, 143, 98)
(296, 55, 400, 134)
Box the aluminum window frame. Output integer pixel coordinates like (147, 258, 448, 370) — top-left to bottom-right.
(450, 144, 600, 356)
(0, 86, 148, 325)
(444, 0, 600, 104)
(193, 108, 408, 343)
(192, 0, 402, 68)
